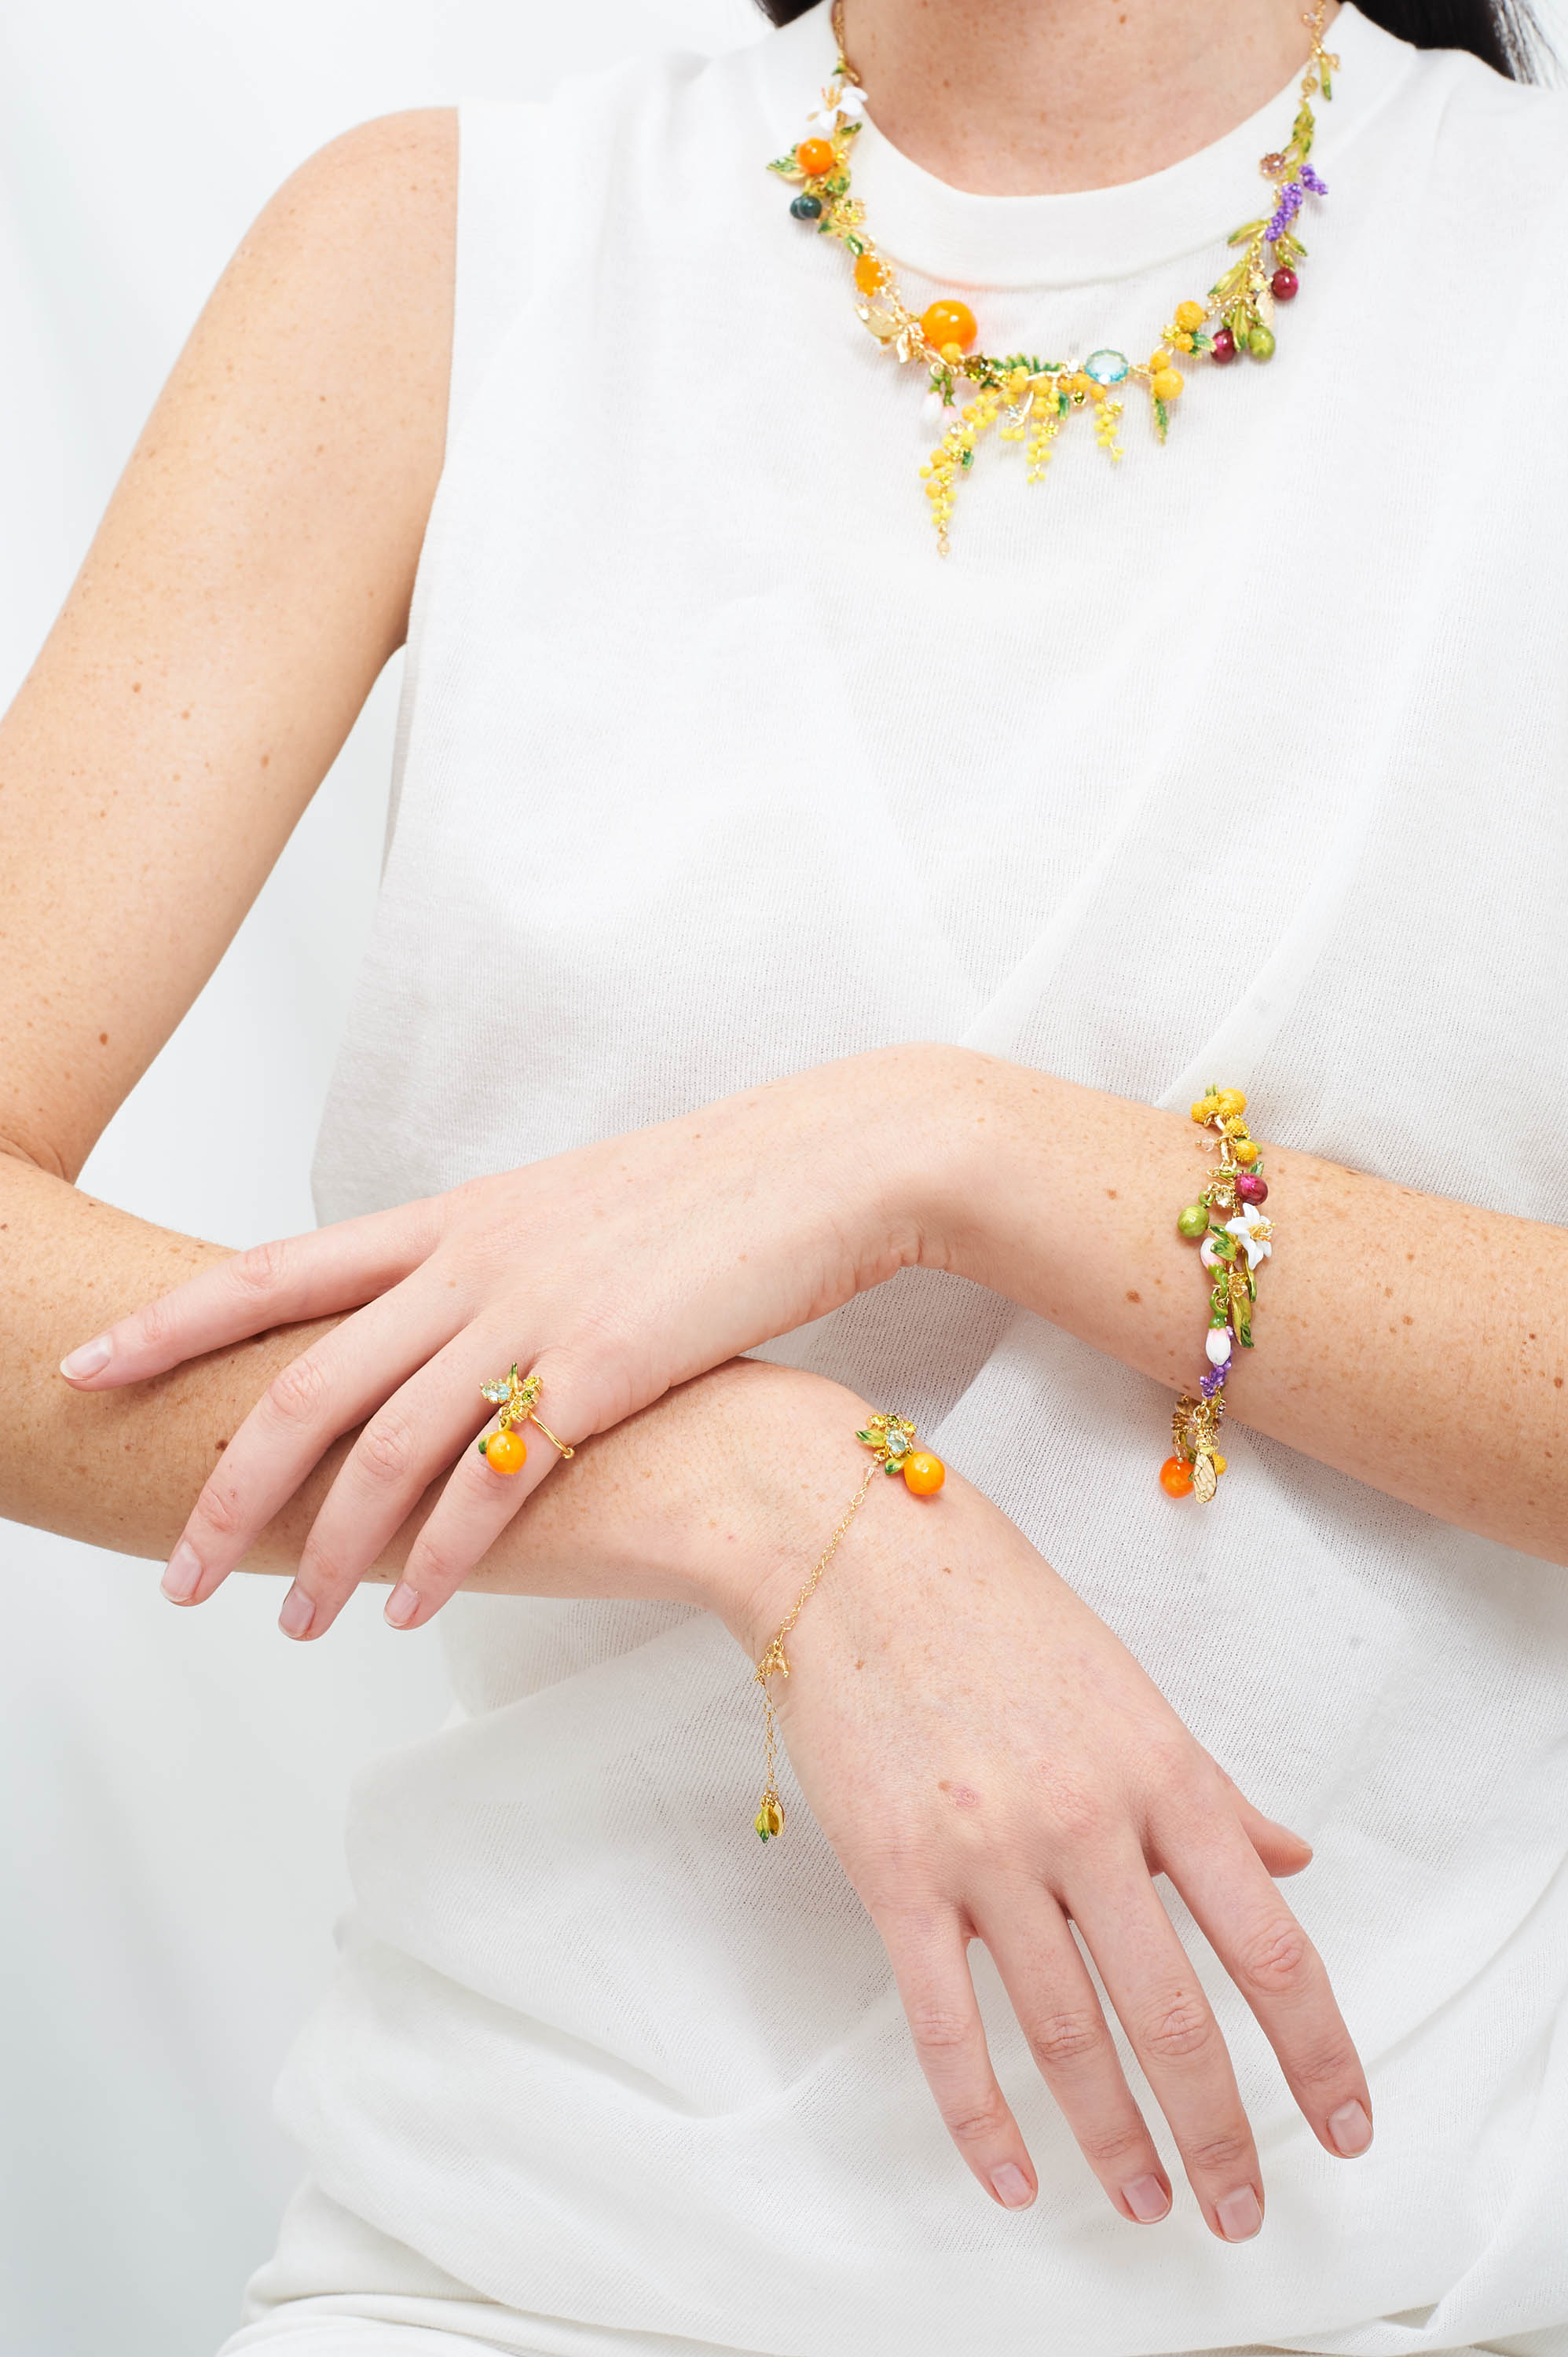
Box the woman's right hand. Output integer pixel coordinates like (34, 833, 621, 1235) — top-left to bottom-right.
(684, 1367, 1373, 2243)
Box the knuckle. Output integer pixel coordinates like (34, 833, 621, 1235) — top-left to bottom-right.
(1233, 1918, 1312, 1999)
(192, 1480, 244, 1543)
(355, 1413, 420, 1486)
(136, 1291, 177, 1354)
(265, 1352, 332, 1430)
(945, 2091, 1010, 2148)
(404, 1541, 463, 1602)
(1184, 2126, 1253, 2179)
(1289, 2033, 1358, 2093)
(295, 1545, 354, 1602)
(906, 2001, 976, 2058)
(1138, 1990, 1216, 2066)
(1031, 1765, 1110, 1849)
(1027, 2007, 1105, 2075)
(1078, 2121, 1151, 2172)
(230, 1236, 291, 1297)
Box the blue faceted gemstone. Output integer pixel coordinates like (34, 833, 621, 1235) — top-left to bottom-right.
(1083, 347, 1130, 385)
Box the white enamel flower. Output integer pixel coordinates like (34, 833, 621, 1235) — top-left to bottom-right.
(808, 79, 867, 134)
(1224, 1202, 1274, 1271)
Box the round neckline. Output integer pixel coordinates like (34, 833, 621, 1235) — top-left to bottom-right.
(759, 2, 1413, 289)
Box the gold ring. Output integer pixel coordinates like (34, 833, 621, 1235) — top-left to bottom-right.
(476, 1364, 575, 1475)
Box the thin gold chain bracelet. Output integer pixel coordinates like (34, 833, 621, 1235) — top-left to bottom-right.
(753, 1413, 945, 1841)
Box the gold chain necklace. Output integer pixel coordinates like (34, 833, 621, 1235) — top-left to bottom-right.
(769, 2, 1339, 551)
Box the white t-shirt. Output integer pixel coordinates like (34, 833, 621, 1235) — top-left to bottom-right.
(263, 9, 1568, 2352)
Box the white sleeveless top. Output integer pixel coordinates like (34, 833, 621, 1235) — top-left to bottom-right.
(291, 11, 1568, 2352)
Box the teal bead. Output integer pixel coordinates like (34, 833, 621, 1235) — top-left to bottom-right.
(789, 193, 823, 221)
(1083, 347, 1130, 386)
(1177, 1203, 1211, 1241)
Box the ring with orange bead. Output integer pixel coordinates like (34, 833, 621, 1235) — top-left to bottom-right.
(1160, 1090, 1276, 1505)
(476, 1363, 576, 1472)
(768, 0, 1335, 549)
(752, 1412, 945, 1842)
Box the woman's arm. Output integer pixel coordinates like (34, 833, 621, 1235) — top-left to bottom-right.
(75, 1043, 1563, 1640)
(0, 108, 455, 1530)
(932, 1054, 1568, 1557)
(2, 1178, 1376, 2249)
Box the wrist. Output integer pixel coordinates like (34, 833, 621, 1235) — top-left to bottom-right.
(639, 1360, 879, 1656)
(881, 1044, 1071, 1286)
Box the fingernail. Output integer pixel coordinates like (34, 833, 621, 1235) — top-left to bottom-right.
(990, 2163, 1034, 2209)
(1328, 2099, 1372, 2156)
(384, 1581, 420, 1629)
(278, 1584, 315, 1640)
(60, 1336, 112, 1380)
(1216, 2184, 1262, 2242)
(1123, 2172, 1171, 2223)
(161, 1541, 203, 1604)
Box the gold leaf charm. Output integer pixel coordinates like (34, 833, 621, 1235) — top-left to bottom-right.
(1192, 1453, 1218, 1504)
(755, 1798, 785, 1842)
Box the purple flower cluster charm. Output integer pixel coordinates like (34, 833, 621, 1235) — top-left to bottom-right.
(1263, 164, 1328, 245)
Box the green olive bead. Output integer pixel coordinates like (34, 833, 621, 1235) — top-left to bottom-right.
(1177, 1203, 1211, 1241)
(1248, 325, 1277, 361)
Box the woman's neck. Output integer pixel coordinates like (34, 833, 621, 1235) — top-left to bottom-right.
(837, 0, 1342, 195)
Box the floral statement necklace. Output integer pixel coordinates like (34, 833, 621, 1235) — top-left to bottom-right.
(770, 2, 1338, 551)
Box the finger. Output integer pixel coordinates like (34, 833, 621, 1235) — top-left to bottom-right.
(976, 1882, 1171, 2226)
(1162, 1811, 1373, 2163)
(1067, 1847, 1265, 2244)
(378, 1345, 585, 1633)
(160, 1276, 462, 1611)
(1208, 1759, 1314, 1877)
(875, 1901, 1038, 2211)
(60, 1199, 443, 1388)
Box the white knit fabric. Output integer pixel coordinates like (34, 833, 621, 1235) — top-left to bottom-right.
(242, 9, 1568, 2352)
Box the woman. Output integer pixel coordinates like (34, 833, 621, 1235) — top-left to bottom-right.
(2, 0, 1564, 2347)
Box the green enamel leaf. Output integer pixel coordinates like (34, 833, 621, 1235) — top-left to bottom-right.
(1320, 64, 1332, 101)
(1228, 218, 1266, 247)
(855, 1430, 874, 1444)
(1153, 396, 1170, 442)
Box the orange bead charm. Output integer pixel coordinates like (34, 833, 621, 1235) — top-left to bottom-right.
(797, 137, 836, 178)
(921, 299, 977, 354)
(853, 251, 886, 295)
(1159, 1455, 1195, 1498)
(903, 1451, 946, 1495)
(482, 1428, 527, 1475)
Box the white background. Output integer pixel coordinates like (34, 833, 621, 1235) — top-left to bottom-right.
(0, 5, 755, 2354)
(0, 4, 1559, 2354)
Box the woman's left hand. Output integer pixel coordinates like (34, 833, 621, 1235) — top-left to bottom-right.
(59, 1047, 948, 1636)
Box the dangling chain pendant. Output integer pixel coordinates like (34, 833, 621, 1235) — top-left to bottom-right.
(753, 1414, 946, 1841)
(768, 1, 1338, 550)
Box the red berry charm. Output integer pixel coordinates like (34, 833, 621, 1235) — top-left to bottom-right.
(1270, 266, 1299, 301)
(1211, 327, 1238, 365)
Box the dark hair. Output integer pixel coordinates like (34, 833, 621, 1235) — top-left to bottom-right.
(750, 0, 1547, 80)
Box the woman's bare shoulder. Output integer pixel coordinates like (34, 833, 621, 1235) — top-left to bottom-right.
(0, 110, 458, 1182)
